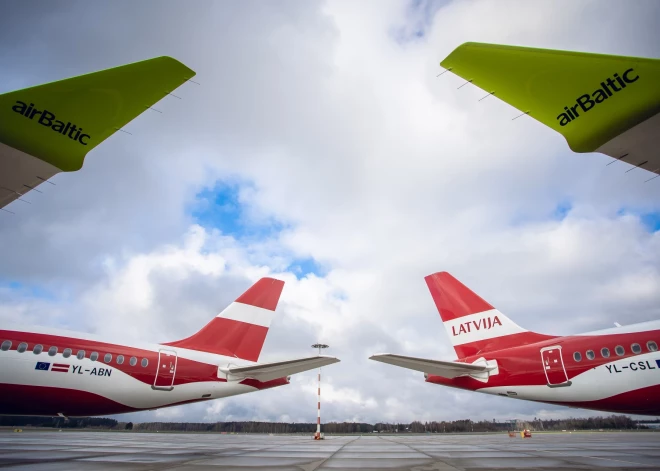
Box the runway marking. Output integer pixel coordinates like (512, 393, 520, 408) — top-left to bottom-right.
(535, 449, 651, 467)
(475, 435, 655, 469)
(303, 435, 362, 471)
(2, 431, 659, 469)
(151, 435, 352, 470)
(378, 436, 461, 470)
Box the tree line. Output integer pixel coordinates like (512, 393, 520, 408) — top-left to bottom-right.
(1, 415, 651, 433)
(0, 416, 118, 428)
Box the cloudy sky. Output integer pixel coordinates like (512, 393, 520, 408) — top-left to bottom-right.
(1, 0, 659, 424)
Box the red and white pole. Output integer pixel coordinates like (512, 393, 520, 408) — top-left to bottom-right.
(312, 343, 328, 440)
(316, 370, 321, 439)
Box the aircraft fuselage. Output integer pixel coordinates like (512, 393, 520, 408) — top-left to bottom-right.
(0, 326, 287, 417)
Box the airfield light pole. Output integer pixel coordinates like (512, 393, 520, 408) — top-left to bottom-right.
(312, 343, 329, 440)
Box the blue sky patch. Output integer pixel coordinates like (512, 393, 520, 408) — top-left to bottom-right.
(617, 208, 660, 233)
(192, 181, 243, 236)
(287, 257, 325, 279)
(390, 0, 449, 44)
(190, 180, 326, 278)
(0, 280, 60, 301)
(191, 180, 287, 241)
(509, 199, 573, 227)
(640, 211, 660, 232)
(553, 200, 572, 221)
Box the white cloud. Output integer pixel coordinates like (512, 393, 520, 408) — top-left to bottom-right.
(1, 0, 659, 424)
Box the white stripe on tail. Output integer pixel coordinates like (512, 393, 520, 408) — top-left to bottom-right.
(443, 309, 527, 346)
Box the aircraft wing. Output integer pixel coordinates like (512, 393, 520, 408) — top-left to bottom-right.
(0, 56, 195, 211)
(441, 43, 660, 177)
(219, 355, 340, 382)
(369, 353, 490, 379)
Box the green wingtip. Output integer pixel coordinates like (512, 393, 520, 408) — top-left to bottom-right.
(0, 56, 195, 172)
(441, 42, 660, 153)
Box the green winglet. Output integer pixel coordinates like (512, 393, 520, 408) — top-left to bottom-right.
(0, 56, 195, 172)
(441, 43, 660, 153)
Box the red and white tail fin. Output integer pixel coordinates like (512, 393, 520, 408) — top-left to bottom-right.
(425, 272, 553, 359)
(164, 277, 284, 361)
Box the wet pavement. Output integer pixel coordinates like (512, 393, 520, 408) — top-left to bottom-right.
(0, 430, 658, 470)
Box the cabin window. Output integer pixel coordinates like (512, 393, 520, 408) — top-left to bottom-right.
(600, 347, 610, 358)
(573, 352, 582, 362)
(615, 345, 625, 356)
(48, 346, 58, 356)
(33, 344, 43, 355)
(116, 355, 124, 365)
(90, 352, 99, 361)
(1, 340, 10, 351)
(141, 358, 148, 368)
(63, 348, 72, 358)
(648, 341, 658, 352)
(104, 353, 112, 363)
(129, 357, 137, 366)
(586, 350, 595, 360)
(17, 342, 27, 353)
(77, 350, 85, 360)
(631, 343, 641, 354)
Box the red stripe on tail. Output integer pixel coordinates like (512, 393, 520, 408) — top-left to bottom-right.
(166, 317, 269, 361)
(235, 278, 283, 310)
(425, 272, 493, 322)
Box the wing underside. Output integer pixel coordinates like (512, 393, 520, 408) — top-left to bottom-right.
(219, 355, 340, 383)
(369, 353, 490, 379)
(0, 143, 59, 211)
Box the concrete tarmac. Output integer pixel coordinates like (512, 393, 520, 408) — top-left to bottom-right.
(0, 431, 658, 470)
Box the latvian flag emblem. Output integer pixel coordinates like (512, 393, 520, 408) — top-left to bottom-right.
(36, 362, 70, 373)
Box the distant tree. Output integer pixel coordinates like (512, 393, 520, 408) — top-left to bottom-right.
(0, 415, 638, 433)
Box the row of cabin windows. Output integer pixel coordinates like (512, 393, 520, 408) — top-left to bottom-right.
(0, 340, 148, 368)
(573, 340, 658, 362)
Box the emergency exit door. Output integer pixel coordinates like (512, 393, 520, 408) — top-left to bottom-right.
(153, 349, 177, 391)
(540, 346, 571, 387)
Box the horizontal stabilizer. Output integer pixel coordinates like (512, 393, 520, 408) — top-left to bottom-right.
(219, 355, 340, 382)
(441, 42, 660, 175)
(369, 353, 492, 379)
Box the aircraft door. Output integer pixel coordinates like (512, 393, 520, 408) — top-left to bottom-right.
(540, 346, 571, 388)
(153, 349, 177, 391)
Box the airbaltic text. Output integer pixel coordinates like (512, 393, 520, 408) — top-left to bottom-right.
(556, 69, 639, 127)
(11, 101, 91, 145)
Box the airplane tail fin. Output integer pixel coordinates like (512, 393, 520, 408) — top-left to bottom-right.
(425, 272, 553, 359)
(164, 277, 285, 362)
